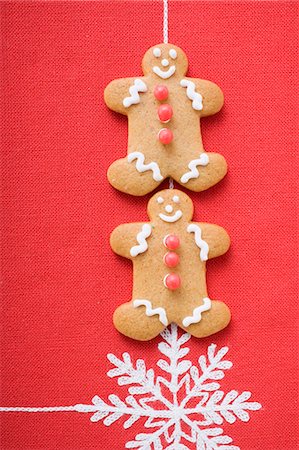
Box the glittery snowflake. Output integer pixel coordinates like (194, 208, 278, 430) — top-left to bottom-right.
(75, 324, 261, 450)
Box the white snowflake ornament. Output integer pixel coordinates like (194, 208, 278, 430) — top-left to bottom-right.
(75, 324, 261, 450)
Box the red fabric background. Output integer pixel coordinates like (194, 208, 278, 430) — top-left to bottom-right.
(1, 1, 298, 449)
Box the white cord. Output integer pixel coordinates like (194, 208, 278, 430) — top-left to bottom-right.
(164, 0, 172, 189)
(0, 406, 77, 412)
(163, 0, 168, 43)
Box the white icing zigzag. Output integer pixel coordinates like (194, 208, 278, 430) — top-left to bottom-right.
(123, 79, 147, 108)
(180, 153, 209, 184)
(133, 300, 168, 326)
(128, 151, 163, 182)
(180, 79, 203, 110)
(187, 224, 209, 261)
(182, 297, 212, 327)
(130, 224, 152, 257)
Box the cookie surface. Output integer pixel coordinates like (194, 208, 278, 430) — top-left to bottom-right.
(110, 189, 231, 341)
(105, 44, 227, 196)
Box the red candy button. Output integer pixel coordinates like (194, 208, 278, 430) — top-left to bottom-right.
(164, 273, 181, 290)
(154, 85, 169, 101)
(158, 128, 173, 144)
(164, 252, 180, 268)
(164, 234, 180, 250)
(158, 104, 173, 123)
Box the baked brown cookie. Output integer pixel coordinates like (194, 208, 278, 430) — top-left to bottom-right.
(110, 189, 231, 340)
(104, 43, 227, 196)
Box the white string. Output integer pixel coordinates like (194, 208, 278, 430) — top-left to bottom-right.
(164, 0, 172, 189)
(163, 0, 168, 43)
(0, 406, 78, 413)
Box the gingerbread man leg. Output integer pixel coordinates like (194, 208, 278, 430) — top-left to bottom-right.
(113, 300, 166, 341)
(107, 155, 164, 196)
(173, 152, 227, 192)
(178, 298, 231, 338)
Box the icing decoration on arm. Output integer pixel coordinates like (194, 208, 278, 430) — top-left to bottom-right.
(180, 79, 203, 111)
(133, 299, 168, 326)
(187, 224, 209, 261)
(153, 65, 176, 79)
(130, 224, 152, 257)
(128, 151, 163, 182)
(182, 297, 212, 327)
(180, 153, 209, 184)
(123, 79, 147, 108)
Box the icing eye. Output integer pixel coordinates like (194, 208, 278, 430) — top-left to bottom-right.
(161, 59, 169, 67)
(172, 195, 180, 203)
(169, 49, 177, 59)
(157, 196, 164, 204)
(153, 48, 161, 58)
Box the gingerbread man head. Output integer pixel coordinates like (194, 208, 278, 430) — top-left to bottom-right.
(142, 44, 188, 80)
(147, 189, 193, 223)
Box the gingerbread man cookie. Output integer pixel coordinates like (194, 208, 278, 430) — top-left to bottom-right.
(110, 189, 231, 341)
(104, 44, 227, 196)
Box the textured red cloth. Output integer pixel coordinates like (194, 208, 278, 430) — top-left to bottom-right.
(1, 1, 298, 449)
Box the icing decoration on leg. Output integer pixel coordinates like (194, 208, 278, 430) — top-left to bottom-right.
(107, 157, 162, 196)
(133, 299, 168, 326)
(130, 224, 152, 257)
(123, 79, 147, 108)
(180, 79, 203, 110)
(182, 297, 212, 327)
(187, 223, 209, 261)
(180, 153, 209, 184)
(128, 151, 163, 182)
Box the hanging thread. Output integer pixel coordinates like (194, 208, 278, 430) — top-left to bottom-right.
(164, 0, 173, 188)
(163, 0, 168, 43)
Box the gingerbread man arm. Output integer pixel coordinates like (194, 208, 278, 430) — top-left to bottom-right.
(188, 222, 230, 260)
(110, 222, 152, 260)
(104, 77, 147, 115)
(180, 77, 224, 117)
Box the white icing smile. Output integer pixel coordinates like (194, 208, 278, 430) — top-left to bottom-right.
(153, 66, 176, 79)
(159, 210, 183, 223)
